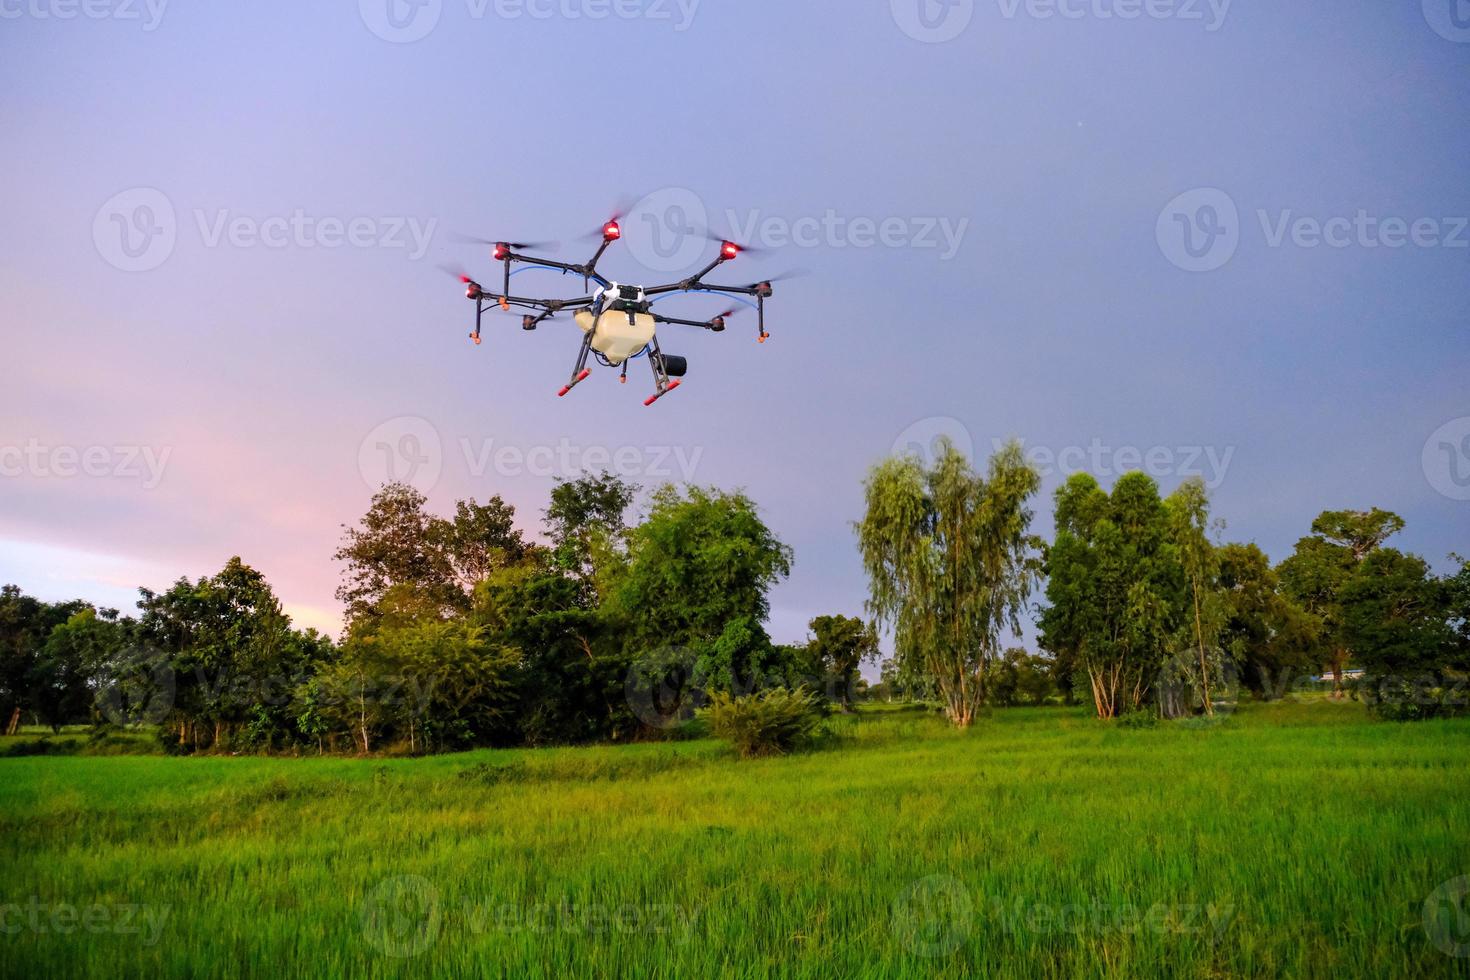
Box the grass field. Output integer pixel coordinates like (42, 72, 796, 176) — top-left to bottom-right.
(3, 700, 1469, 977)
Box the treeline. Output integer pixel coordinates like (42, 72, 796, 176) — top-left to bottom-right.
(1040, 474, 1469, 720)
(859, 438, 1470, 725)
(1, 475, 878, 752)
(5, 442, 1467, 750)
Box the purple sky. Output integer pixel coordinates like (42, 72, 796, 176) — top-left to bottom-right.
(2, 1, 1467, 643)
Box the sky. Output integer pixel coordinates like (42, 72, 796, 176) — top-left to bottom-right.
(1, 0, 1468, 645)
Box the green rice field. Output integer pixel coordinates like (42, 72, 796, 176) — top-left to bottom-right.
(3, 700, 1468, 977)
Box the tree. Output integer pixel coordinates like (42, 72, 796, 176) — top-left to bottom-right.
(693, 616, 786, 698)
(857, 438, 1042, 727)
(377, 619, 519, 752)
(0, 586, 88, 733)
(544, 471, 637, 603)
(475, 563, 630, 745)
(335, 483, 455, 628)
(1164, 478, 1226, 717)
(1339, 549, 1452, 677)
(1446, 555, 1470, 661)
(1216, 543, 1315, 698)
(336, 483, 532, 628)
(34, 607, 130, 730)
(1037, 472, 1185, 719)
(1311, 508, 1406, 561)
(137, 557, 297, 750)
(1278, 508, 1404, 696)
(614, 485, 792, 653)
(437, 496, 528, 598)
(986, 647, 1057, 707)
(806, 615, 879, 710)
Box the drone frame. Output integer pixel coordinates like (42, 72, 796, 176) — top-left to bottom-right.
(457, 219, 775, 405)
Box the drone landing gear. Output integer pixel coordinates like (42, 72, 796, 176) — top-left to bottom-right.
(642, 338, 684, 407)
(558, 331, 595, 397)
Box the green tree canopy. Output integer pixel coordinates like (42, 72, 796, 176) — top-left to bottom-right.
(857, 437, 1041, 727)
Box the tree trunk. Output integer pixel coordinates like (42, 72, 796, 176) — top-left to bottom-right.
(5, 707, 19, 736)
(1192, 587, 1213, 716)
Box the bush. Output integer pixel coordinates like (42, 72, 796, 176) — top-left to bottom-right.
(702, 688, 823, 758)
(1354, 674, 1469, 721)
(1118, 709, 1159, 729)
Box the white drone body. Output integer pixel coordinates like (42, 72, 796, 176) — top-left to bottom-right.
(573, 282, 655, 366)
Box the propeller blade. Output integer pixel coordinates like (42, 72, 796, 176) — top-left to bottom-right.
(698, 226, 771, 257)
(451, 233, 559, 251)
(577, 195, 639, 240)
(745, 267, 810, 288)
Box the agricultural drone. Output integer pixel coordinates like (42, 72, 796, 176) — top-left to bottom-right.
(447, 207, 794, 405)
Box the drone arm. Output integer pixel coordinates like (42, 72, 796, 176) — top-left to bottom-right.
(500, 250, 611, 289)
(651, 313, 717, 330)
(645, 280, 759, 298)
(480, 292, 595, 312)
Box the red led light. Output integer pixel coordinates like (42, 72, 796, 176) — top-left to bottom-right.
(603, 221, 621, 240)
(721, 241, 739, 259)
(493, 243, 508, 260)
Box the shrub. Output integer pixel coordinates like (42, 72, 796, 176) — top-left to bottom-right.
(1118, 709, 1159, 729)
(1354, 674, 1468, 721)
(702, 688, 823, 758)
